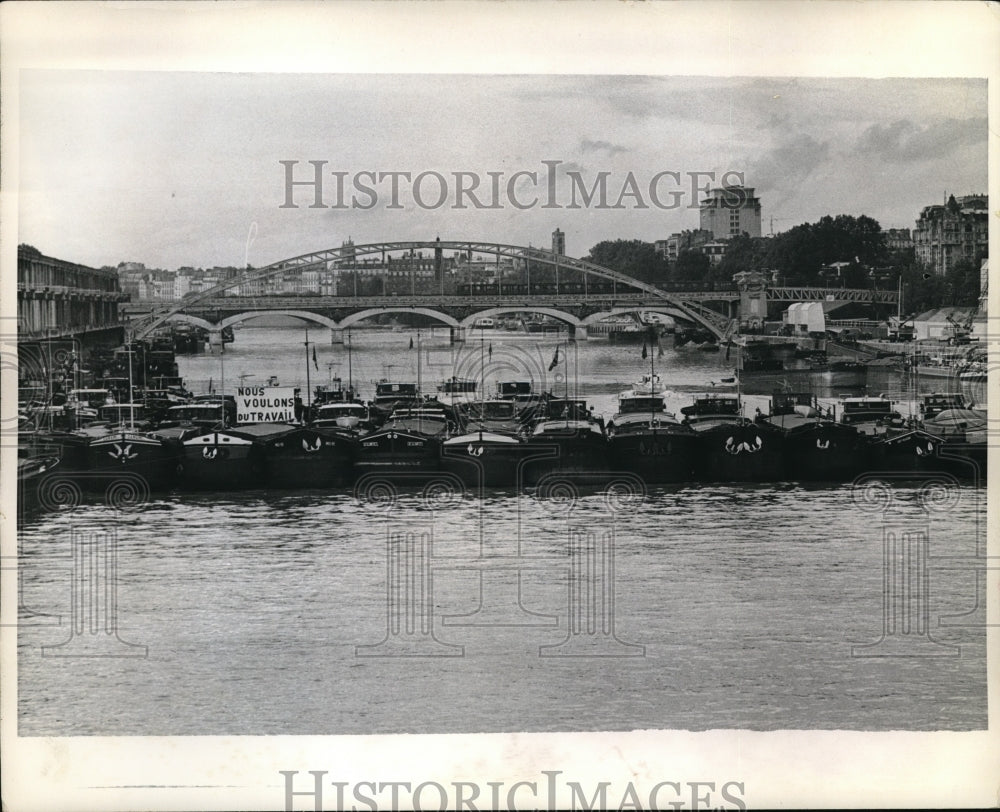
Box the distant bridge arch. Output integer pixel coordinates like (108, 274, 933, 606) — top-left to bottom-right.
(583, 307, 698, 326)
(218, 310, 340, 331)
(154, 313, 216, 332)
(130, 240, 735, 341)
(339, 307, 460, 330)
(460, 306, 583, 329)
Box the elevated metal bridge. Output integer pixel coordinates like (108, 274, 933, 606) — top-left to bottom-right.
(125, 240, 897, 344)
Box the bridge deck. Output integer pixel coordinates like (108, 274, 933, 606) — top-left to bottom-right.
(124, 284, 896, 315)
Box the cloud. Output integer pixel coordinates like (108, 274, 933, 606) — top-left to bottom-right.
(855, 117, 988, 162)
(580, 139, 628, 157)
(749, 133, 830, 193)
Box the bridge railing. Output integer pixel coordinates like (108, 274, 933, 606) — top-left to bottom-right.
(769, 286, 898, 303)
(129, 291, 741, 310)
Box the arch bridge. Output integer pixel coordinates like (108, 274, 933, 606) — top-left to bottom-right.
(127, 240, 896, 344)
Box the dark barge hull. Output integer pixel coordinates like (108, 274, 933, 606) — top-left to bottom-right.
(263, 427, 356, 488)
(523, 429, 610, 485)
(690, 422, 785, 482)
(441, 435, 529, 488)
(354, 430, 442, 478)
(869, 430, 984, 479)
(87, 432, 180, 491)
(18, 456, 60, 521)
(180, 432, 263, 490)
(607, 430, 697, 484)
(778, 424, 867, 482)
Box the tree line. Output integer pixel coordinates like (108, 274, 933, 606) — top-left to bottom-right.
(582, 214, 985, 315)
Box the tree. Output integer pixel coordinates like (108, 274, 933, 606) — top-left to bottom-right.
(899, 260, 946, 315)
(715, 234, 767, 277)
(945, 257, 984, 308)
(584, 239, 671, 284)
(674, 249, 711, 281)
(763, 214, 886, 285)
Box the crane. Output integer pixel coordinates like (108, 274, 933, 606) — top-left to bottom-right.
(944, 314, 972, 345)
(768, 217, 790, 237)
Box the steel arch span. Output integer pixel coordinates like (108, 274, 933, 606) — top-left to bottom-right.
(581, 306, 721, 327)
(459, 306, 583, 329)
(339, 307, 461, 330)
(218, 310, 340, 331)
(144, 313, 216, 332)
(130, 240, 733, 340)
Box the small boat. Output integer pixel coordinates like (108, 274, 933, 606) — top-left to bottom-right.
(919, 407, 988, 479)
(919, 392, 968, 421)
(495, 380, 534, 403)
(138, 388, 190, 422)
(495, 381, 547, 419)
(434, 377, 478, 408)
(472, 317, 495, 329)
(682, 393, 785, 482)
(837, 396, 904, 437)
(97, 402, 155, 430)
(65, 388, 115, 423)
(607, 324, 660, 345)
(606, 374, 697, 484)
(371, 381, 422, 419)
(313, 377, 358, 406)
(161, 400, 235, 429)
(310, 402, 379, 433)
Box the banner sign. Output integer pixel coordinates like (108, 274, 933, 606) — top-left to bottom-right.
(236, 386, 297, 424)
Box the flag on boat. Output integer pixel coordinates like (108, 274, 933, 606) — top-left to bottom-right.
(657, 340, 664, 358)
(488, 343, 493, 359)
(720, 377, 736, 384)
(641, 342, 648, 360)
(313, 345, 318, 371)
(409, 337, 414, 350)
(548, 345, 561, 371)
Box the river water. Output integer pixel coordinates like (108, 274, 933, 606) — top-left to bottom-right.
(17, 326, 988, 734)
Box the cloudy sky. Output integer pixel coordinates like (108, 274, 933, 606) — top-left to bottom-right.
(17, 72, 986, 270)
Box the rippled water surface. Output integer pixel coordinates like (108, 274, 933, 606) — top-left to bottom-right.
(17, 327, 988, 735)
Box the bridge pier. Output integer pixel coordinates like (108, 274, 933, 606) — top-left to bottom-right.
(206, 329, 224, 351)
(450, 327, 466, 344)
(569, 324, 589, 342)
(330, 328, 344, 345)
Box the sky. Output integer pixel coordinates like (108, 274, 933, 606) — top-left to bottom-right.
(17, 72, 987, 271)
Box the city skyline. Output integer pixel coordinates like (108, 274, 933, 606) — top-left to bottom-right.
(18, 73, 987, 272)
